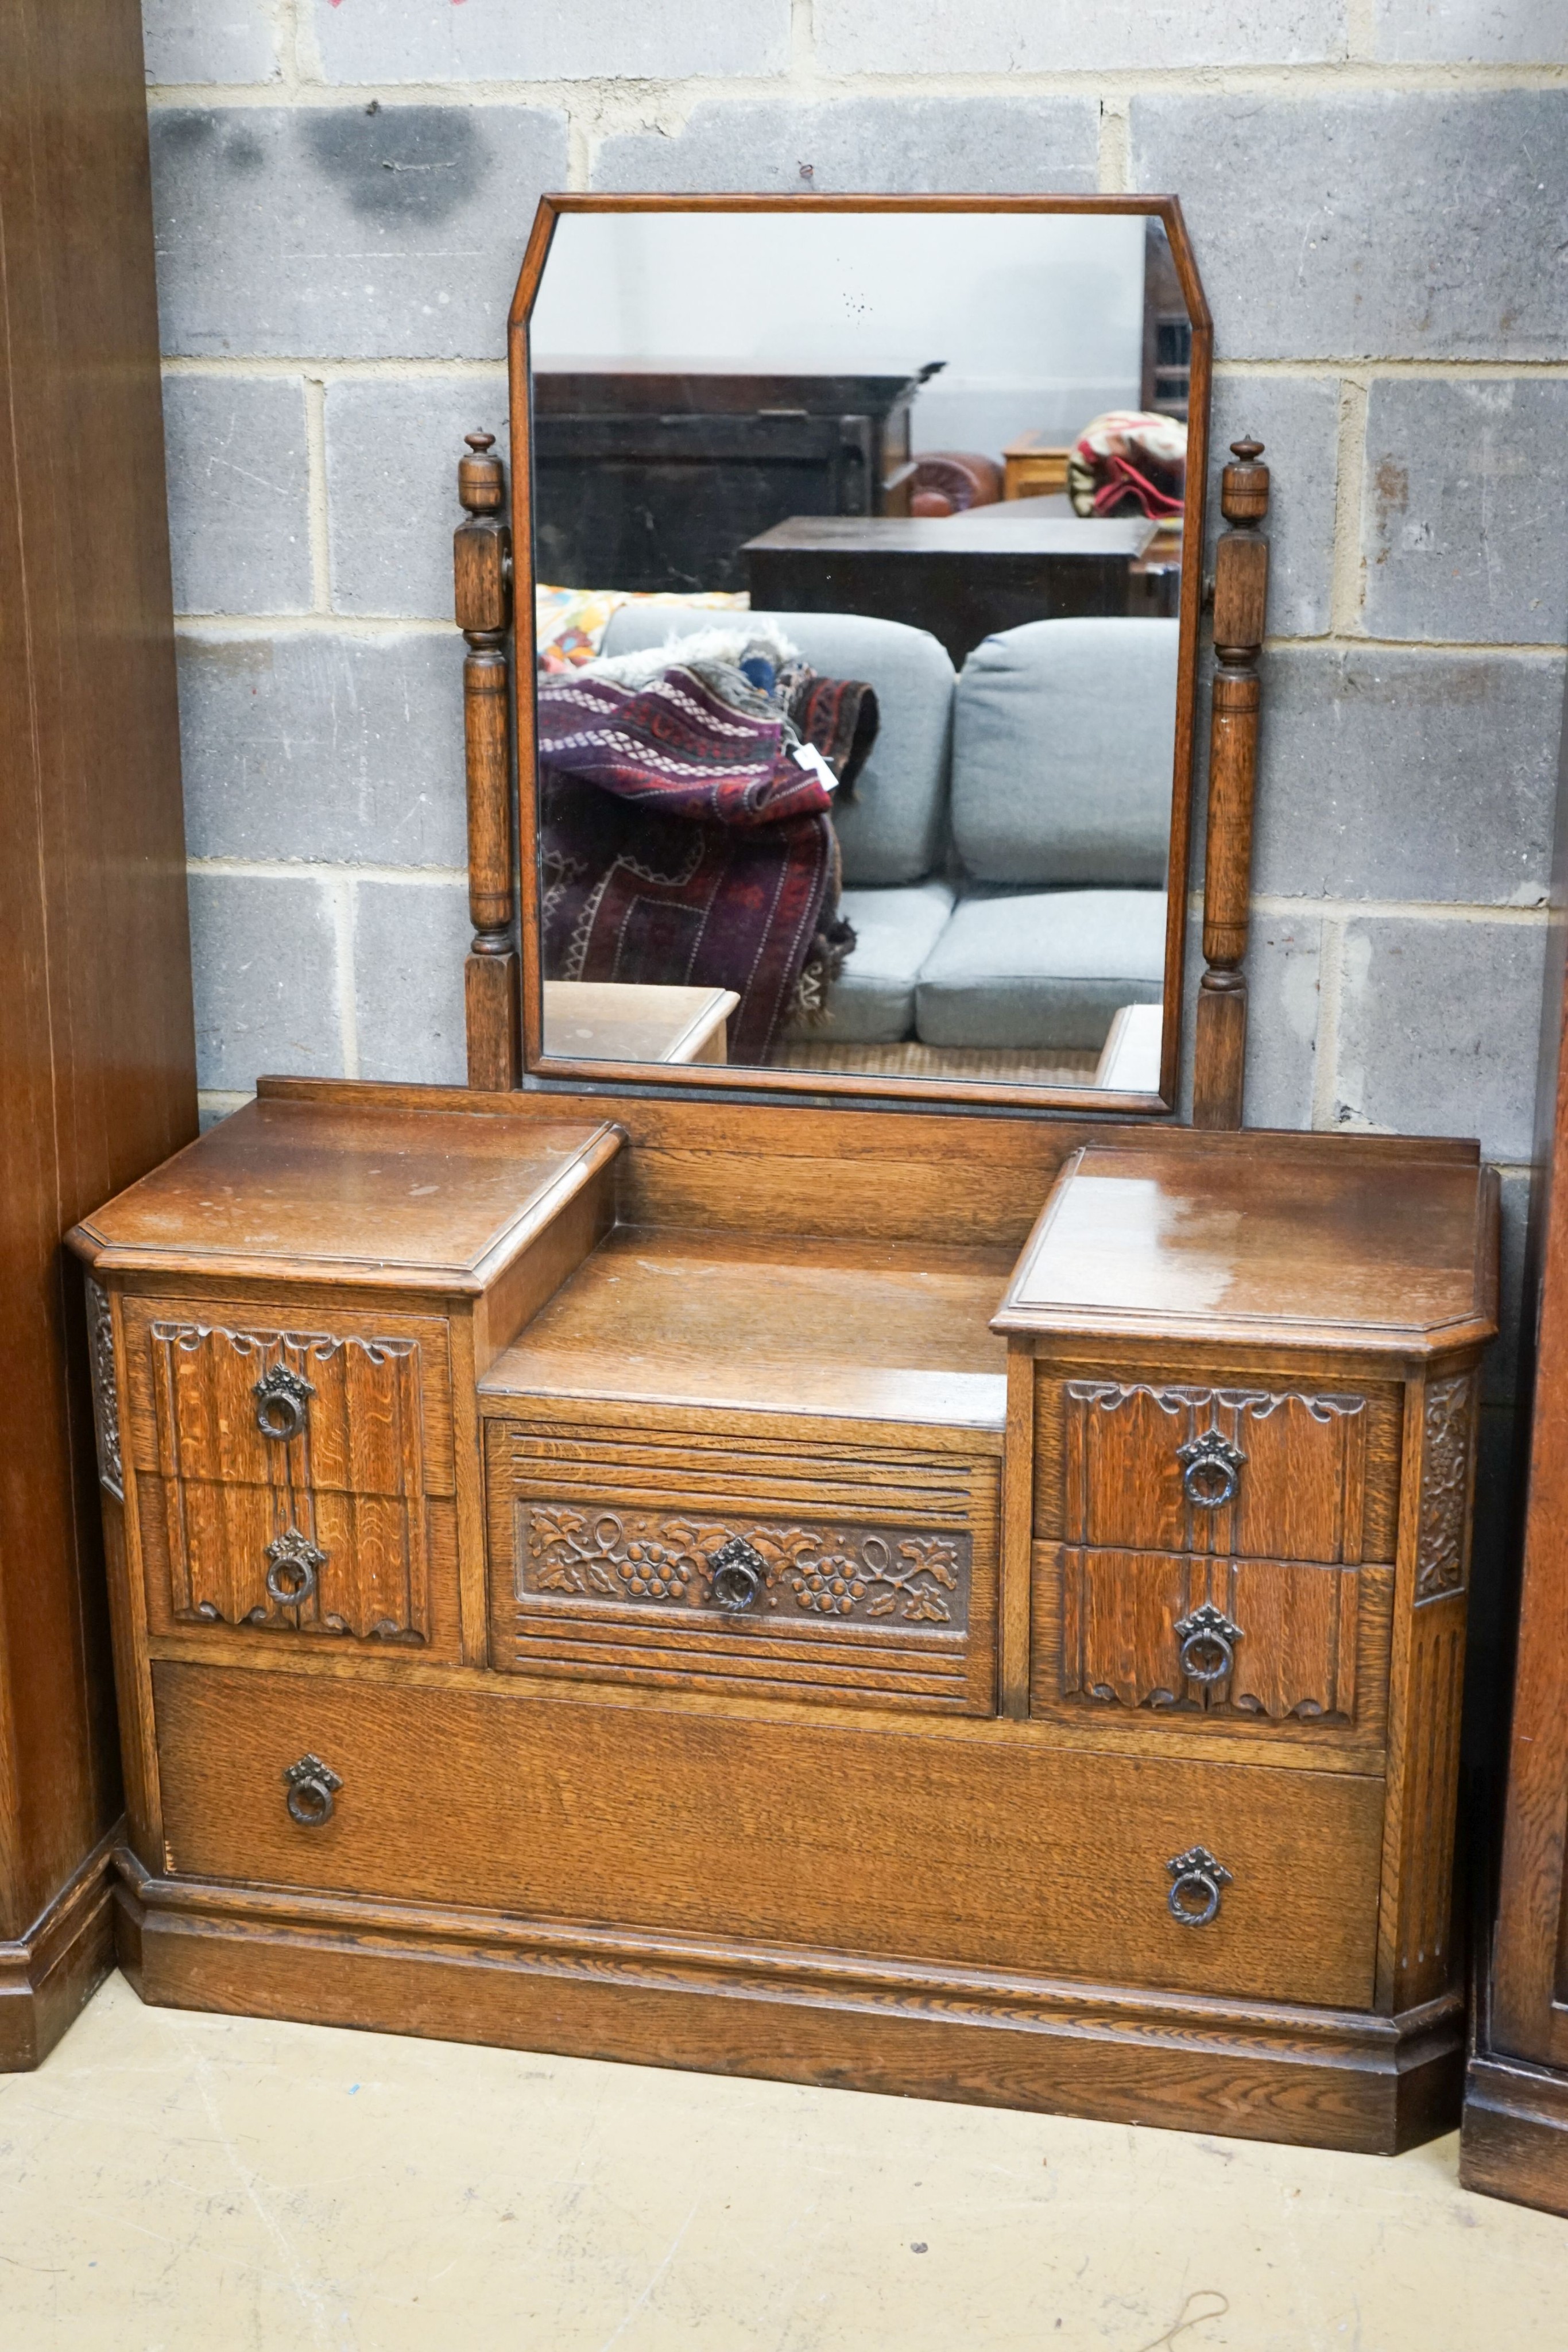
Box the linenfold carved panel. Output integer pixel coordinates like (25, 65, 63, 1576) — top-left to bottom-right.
(1416, 1371, 1476, 1601)
(143, 1318, 433, 1645)
(1062, 1380, 1378, 1565)
(1054, 1545, 1365, 1724)
(84, 1276, 122, 1499)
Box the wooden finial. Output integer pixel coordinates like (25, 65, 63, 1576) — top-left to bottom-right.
(453, 433, 519, 1089)
(1220, 436, 1270, 526)
(1191, 437, 1270, 1130)
(458, 428, 505, 517)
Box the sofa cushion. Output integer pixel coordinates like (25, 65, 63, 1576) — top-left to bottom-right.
(915, 888, 1166, 1051)
(950, 617, 1179, 888)
(599, 604, 954, 887)
(787, 881, 956, 1045)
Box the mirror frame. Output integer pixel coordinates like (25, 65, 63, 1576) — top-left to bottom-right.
(497, 192, 1214, 1115)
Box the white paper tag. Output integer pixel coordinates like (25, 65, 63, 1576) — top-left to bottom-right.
(792, 741, 838, 793)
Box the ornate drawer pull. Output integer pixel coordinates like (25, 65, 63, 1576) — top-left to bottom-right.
(254, 1363, 314, 1443)
(284, 1754, 341, 1827)
(1167, 1845, 1233, 1928)
(265, 1526, 325, 1608)
(1173, 1601, 1244, 1684)
(1177, 1428, 1245, 1510)
(708, 1535, 766, 1613)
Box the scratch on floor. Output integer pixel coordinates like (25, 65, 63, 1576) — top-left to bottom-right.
(595, 2195, 702, 2352)
(1134, 2288, 1230, 2352)
(191, 2050, 336, 2349)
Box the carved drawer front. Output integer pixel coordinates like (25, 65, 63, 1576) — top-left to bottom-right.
(1033, 1544, 1394, 1744)
(122, 1298, 458, 1655)
(484, 1420, 999, 1713)
(153, 1661, 1382, 2008)
(1039, 1378, 1401, 1568)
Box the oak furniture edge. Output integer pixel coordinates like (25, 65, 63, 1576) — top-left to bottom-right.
(247, 1077, 1485, 1157)
(113, 1849, 1457, 2156)
(133, 1630, 1391, 1777)
(0, 0, 199, 2046)
(1461, 2045, 1568, 2216)
(63, 1112, 624, 1293)
(0, 1825, 120, 2071)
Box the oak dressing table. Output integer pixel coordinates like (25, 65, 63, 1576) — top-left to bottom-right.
(71, 195, 1496, 2151)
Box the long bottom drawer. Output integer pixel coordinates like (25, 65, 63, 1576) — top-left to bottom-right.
(153, 1662, 1385, 2010)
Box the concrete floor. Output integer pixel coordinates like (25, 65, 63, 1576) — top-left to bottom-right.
(1, 1974, 1564, 2349)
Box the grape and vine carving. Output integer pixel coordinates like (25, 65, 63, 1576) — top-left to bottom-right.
(84, 1276, 122, 1499)
(521, 1506, 967, 1627)
(1416, 1372, 1474, 1600)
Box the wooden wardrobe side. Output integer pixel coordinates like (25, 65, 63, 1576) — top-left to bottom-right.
(0, 0, 198, 2064)
(1459, 630, 1568, 2205)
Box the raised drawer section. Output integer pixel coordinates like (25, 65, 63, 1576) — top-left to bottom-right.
(1032, 1544, 1394, 1747)
(1036, 1376, 1402, 1566)
(153, 1662, 1385, 2009)
(485, 1420, 998, 1714)
(123, 1297, 458, 1656)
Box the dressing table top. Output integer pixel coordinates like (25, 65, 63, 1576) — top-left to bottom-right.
(480, 1224, 1012, 1432)
(69, 1098, 621, 1292)
(994, 1142, 1497, 1356)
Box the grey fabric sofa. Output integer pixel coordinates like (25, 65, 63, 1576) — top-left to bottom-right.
(596, 603, 1177, 1053)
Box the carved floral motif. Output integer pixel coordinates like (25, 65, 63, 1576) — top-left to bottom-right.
(521, 1506, 967, 1627)
(84, 1276, 122, 1499)
(1416, 1372, 1474, 1600)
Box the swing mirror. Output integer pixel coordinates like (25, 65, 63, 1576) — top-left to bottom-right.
(504, 195, 1211, 1110)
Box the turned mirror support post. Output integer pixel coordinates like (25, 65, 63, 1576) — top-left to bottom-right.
(1192, 438, 1271, 1130)
(456, 431, 521, 1090)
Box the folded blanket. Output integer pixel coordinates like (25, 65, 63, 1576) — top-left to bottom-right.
(535, 583, 749, 674)
(538, 659, 877, 1065)
(1068, 411, 1187, 521)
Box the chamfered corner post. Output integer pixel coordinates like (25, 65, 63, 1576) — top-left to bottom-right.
(455, 430, 521, 1090)
(1191, 436, 1270, 1130)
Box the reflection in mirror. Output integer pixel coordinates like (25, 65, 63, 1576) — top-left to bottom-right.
(525, 207, 1198, 1093)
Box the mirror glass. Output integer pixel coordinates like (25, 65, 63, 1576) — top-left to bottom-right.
(522, 204, 1199, 1098)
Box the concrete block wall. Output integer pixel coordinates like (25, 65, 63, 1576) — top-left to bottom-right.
(146, 7, 1564, 1408)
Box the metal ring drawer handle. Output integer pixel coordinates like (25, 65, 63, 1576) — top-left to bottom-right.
(254, 1364, 314, 1443)
(265, 1526, 325, 1610)
(1173, 1602, 1244, 1684)
(1177, 1428, 1246, 1510)
(1167, 1845, 1233, 1928)
(708, 1535, 766, 1613)
(284, 1754, 341, 1827)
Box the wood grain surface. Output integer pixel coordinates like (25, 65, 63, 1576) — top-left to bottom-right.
(1045, 1375, 1399, 1564)
(72, 1070, 1500, 2145)
(1193, 439, 1270, 1129)
(997, 1144, 1496, 1353)
(121, 1846, 1458, 2153)
(152, 1661, 1384, 2009)
(0, 0, 197, 2053)
(481, 1226, 1011, 1430)
(543, 982, 737, 1067)
(486, 1417, 999, 1713)
(1038, 1546, 1389, 1738)
(70, 1100, 621, 1291)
